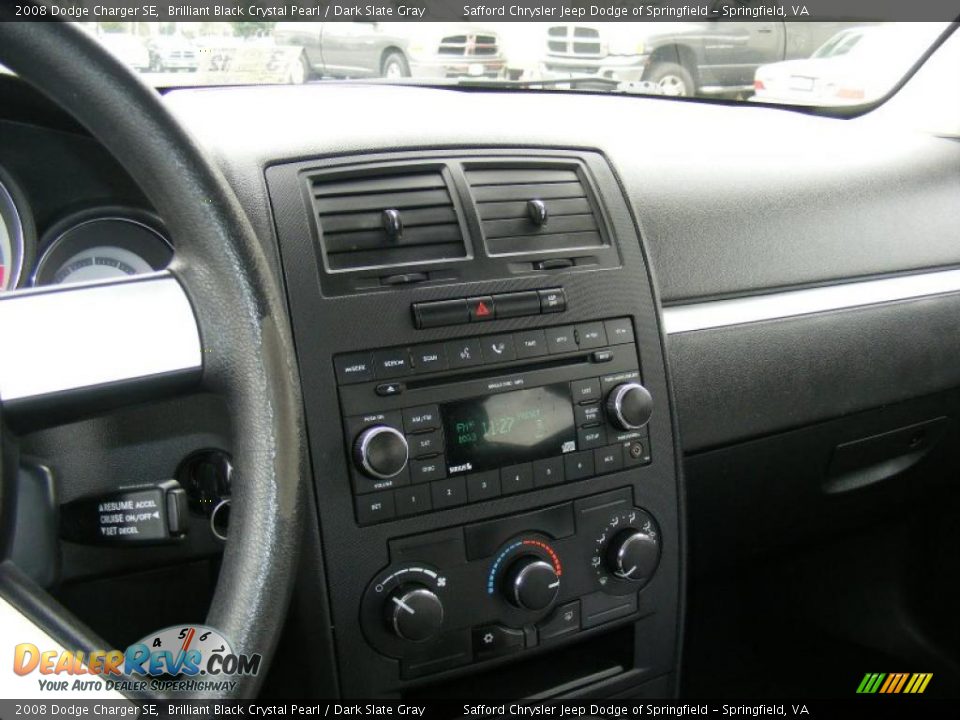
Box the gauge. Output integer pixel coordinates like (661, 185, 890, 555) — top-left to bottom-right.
(32, 210, 172, 287)
(0, 166, 34, 292)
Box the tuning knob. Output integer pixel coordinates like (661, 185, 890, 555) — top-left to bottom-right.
(385, 585, 444, 642)
(606, 528, 660, 583)
(354, 425, 408, 479)
(606, 382, 653, 430)
(503, 556, 560, 611)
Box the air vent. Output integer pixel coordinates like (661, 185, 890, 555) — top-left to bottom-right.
(311, 169, 467, 272)
(465, 165, 605, 256)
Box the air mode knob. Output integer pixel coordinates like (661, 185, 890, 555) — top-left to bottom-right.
(385, 585, 444, 642)
(606, 529, 660, 583)
(606, 382, 653, 430)
(354, 425, 408, 479)
(503, 556, 560, 611)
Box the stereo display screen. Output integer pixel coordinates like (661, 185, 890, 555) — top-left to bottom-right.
(443, 384, 576, 474)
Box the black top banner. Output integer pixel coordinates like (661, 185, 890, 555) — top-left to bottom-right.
(9, 0, 960, 22)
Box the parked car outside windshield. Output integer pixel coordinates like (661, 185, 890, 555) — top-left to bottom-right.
(52, 21, 952, 108)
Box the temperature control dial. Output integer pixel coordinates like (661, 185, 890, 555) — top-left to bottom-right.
(385, 585, 444, 642)
(606, 382, 653, 430)
(504, 556, 560, 611)
(354, 425, 408, 479)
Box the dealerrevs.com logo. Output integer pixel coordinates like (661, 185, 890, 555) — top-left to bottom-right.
(13, 625, 261, 694)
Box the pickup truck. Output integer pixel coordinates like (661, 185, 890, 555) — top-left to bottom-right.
(274, 22, 505, 83)
(538, 21, 873, 96)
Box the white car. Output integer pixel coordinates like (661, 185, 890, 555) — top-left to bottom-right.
(91, 30, 150, 73)
(753, 23, 948, 105)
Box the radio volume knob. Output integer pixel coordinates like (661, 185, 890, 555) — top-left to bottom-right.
(354, 425, 408, 479)
(606, 382, 653, 431)
(385, 585, 444, 642)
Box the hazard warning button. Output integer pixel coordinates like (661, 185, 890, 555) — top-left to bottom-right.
(467, 296, 496, 322)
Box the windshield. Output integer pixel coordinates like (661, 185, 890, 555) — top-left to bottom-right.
(61, 20, 952, 107)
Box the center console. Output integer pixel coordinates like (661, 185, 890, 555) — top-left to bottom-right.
(268, 148, 682, 698)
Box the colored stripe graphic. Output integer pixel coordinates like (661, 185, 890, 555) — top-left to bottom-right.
(858, 672, 932, 694)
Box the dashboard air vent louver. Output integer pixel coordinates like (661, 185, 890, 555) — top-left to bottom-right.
(465, 165, 605, 255)
(311, 169, 467, 272)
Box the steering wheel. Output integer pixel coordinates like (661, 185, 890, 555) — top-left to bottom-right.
(0, 20, 305, 698)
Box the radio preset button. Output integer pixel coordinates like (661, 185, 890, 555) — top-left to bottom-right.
(575, 322, 607, 349)
(501, 463, 534, 494)
(403, 405, 440, 433)
(514, 329, 548, 359)
(577, 426, 606, 450)
(411, 344, 448, 373)
(545, 326, 576, 354)
(335, 352, 374, 384)
(373, 349, 413, 379)
(575, 403, 603, 426)
(410, 458, 445, 484)
(445, 338, 484, 368)
(431, 477, 467, 509)
(564, 451, 595, 482)
(355, 492, 396, 525)
(605, 318, 635, 345)
(533, 457, 564, 487)
(409, 430, 444, 458)
(395, 485, 432, 517)
(481, 333, 517, 363)
(570, 378, 601, 403)
(467, 471, 501, 502)
(594, 445, 624, 474)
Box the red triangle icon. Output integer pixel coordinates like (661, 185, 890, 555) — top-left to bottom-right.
(475, 301, 491, 317)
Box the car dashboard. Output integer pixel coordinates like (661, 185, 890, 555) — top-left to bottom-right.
(3, 73, 960, 699)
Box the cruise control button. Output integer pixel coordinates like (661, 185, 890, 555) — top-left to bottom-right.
(334, 353, 374, 385)
(575, 322, 607, 349)
(574, 403, 602, 426)
(495, 291, 540, 319)
(538, 288, 566, 313)
(594, 445, 623, 474)
(604, 318, 635, 345)
(409, 430, 443, 458)
(467, 296, 496, 322)
(431, 477, 467, 509)
(395, 485, 432, 517)
(413, 299, 468, 329)
(564, 450, 594, 481)
(410, 458, 445, 484)
(577, 425, 606, 450)
(533, 457, 564, 487)
(514, 329, 548, 359)
(570, 378, 601, 403)
(411, 344, 448, 373)
(373, 349, 412, 378)
(481, 333, 517, 363)
(403, 405, 441, 433)
(473, 624, 525, 660)
(467, 471, 501, 502)
(545, 326, 576, 354)
(445, 338, 483, 368)
(500, 463, 533, 494)
(355, 492, 395, 525)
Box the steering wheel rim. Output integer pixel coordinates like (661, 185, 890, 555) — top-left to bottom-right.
(0, 19, 305, 699)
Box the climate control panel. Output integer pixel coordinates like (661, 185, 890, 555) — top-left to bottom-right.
(358, 487, 660, 679)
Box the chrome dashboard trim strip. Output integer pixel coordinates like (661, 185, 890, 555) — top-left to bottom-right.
(663, 268, 960, 335)
(0, 272, 202, 401)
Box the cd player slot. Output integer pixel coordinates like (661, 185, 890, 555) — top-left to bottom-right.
(405, 352, 593, 391)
